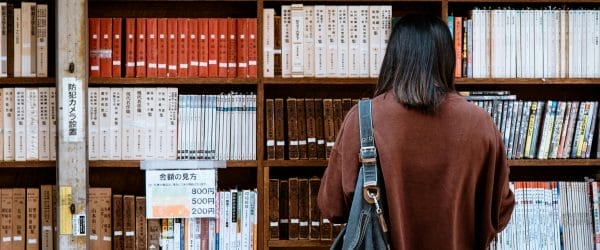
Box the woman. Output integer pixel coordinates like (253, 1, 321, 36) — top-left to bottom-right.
(318, 14, 514, 249)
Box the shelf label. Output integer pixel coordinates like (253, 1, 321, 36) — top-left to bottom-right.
(59, 186, 73, 235)
(146, 169, 216, 218)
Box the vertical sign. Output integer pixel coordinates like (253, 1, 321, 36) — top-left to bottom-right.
(61, 77, 84, 142)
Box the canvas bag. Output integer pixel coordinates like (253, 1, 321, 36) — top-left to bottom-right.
(330, 99, 391, 250)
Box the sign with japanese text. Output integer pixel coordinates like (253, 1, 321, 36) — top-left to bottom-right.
(61, 77, 84, 142)
(145, 169, 216, 218)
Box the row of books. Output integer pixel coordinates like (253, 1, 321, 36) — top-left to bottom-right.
(269, 177, 343, 241)
(0, 2, 48, 77)
(263, 5, 392, 78)
(88, 87, 179, 161)
(89, 18, 258, 79)
(178, 93, 257, 161)
(464, 93, 599, 159)
(90, 189, 258, 250)
(265, 98, 358, 161)
(490, 181, 600, 250)
(452, 9, 600, 78)
(0, 186, 57, 250)
(0, 87, 57, 162)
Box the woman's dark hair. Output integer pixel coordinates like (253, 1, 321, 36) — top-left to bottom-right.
(375, 14, 455, 114)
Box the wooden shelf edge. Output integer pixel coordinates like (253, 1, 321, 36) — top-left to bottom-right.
(0, 77, 56, 84)
(455, 78, 600, 85)
(449, 0, 599, 2)
(89, 77, 258, 85)
(263, 160, 329, 167)
(263, 159, 600, 167)
(263, 77, 377, 85)
(268, 240, 333, 248)
(89, 160, 258, 168)
(0, 161, 56, 168)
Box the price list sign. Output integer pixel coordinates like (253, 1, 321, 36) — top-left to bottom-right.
(145, 169, 216, 218)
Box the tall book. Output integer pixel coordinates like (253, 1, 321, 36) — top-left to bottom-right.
(290, 4, 304, 77)
(217, 18, 227, 78)
(269, 179, 280, 240)
(263, 9, 275, 77)
(112, 18, 122, 77)
(143, 88, 156, 159)
(314, 99, 325, 159)
(135, 18, 147, 77)
(88, 88, 99, 160)
(228, 18, 239, 78)
(303, 6, 315, 77)
(35, 4, 47, 76)
(110, 88, 122, 160)
(13, 7, 21, 77)
(266, 99, 275, 159)
(12, 188, 26, 250)
(157, 18, 167, 77)
(89, 18, 100, 77)
(325, 6, 338, 77)
(288, 177, 299, 240)
(188, 18, 199, 77)
(98, 88, 111, 160)
(132, 88, 144, 160)
(135, 197, 147, 250)
(146, 18, 158, 77)
(122, 195, 135, 250)
(1, 189, 13, 249)
(314, 6, 326, 77)
(0, 3, 7, 77)
(309, 177, 321, 240)
(296, 98, 307, 159)
(177, 18, 189, 77)
(322, 99, 335, 159)
(207, 19, 218, 77)
(0, 89, 10, 161)
(88, 188, 101, 249)
(281, 5, 291, 77)
(120, 88, 133, 160)
(26, 188, 39, 250)
(38, 87, 50, 160)
(99, 18, 112, 77)
(49, 88, 56, 160)
(21, 2, 36, 77)
(247, 18, 258, 78)
(125, 18, 135, 77)
(274, 98, 285, 160)
(278, 180, 289, 239)
(112, 195, 124, 250)
(236, 18, 248, 78)
(14, 88, 25, 161)
(287, 98, 299, 160)
(99, 189, 112, 250)
(305, 98, 317, 159)
(337, 6, 348, 77)
(298, 178, 309, 239)
(40, 185, 53, 250)
(167, 19, 177, 77)
(25, 88, 38, 160)
(198, 18, 209, 77)
(368, 6, 381, 77)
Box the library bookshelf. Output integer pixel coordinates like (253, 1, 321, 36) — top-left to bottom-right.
(51, 0, 599, 249)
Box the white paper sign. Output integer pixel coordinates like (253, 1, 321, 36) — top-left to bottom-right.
(146, 169, 216, 218)
(61, 77, 84, 142)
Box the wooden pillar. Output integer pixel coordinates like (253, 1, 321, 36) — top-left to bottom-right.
(56, 0, 88, 249)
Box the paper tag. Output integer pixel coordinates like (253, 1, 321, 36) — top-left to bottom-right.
(114, 231, 123, 236)
(276, 141, 286, 146)
(307, 138, 317, 143)
(270, 222, 278, 227)
(89, 235, 98, 240)
(13, 236, 22, 241)
(326, 142, 335, 147)
(311, 221, 320, 226)
(266, 140, 275, 146)
(103, 236, 112, 241)
(280, 219, 289, 224)
(299, 221, 309, 227)
(318, 140, 325, 144)
(290, 219, 299, 224)
(125, 231, 135, 237)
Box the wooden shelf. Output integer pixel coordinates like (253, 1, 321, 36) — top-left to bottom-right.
(455, 78, 600, 85)
(264, 160, 329, 167)
(89, 160, 258, 168)
(0, 77, 55, 85)
(263, 77, 377, 85)
(264, 159, 600, 168)
(0, 161, 55, 168)
(90, 0, 255, 2)
(449, 0, 599, 2)
(89, 77, 258, 85)
(268, 240, 332, 248)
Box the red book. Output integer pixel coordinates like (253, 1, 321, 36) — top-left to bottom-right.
(247, 18, 258, 78)
(112, 18, 122, 78)
(188, 19, 199, 78)
(167, 18, 178, 78)
(89, 18, 100, 77)
(125, 18, 136, 77)
(136, 18, 147, 77)
(227, 18, 237, 78)
(157, 18, 168, 77)
(236, 18, 248, 78)
(100, 18, 113, 77)
(146, 18, 158, 78)
(177, 18, 189, 77)
(198, 18, 209, 78)
(218, 18, 228, 78)
(454, 16, 463, 78)
(208, 19, 219, 77)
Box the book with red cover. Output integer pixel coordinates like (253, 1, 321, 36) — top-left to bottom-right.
(146, 18, 158, 78)
(177, 18, 189, 77)
(247, 18, 257, 78)
(99, 18, 113, 77)
(208, 19, 219, 77)
(217, 18, 228, 78)
(112, 18, 122, 78)
(188, 18, 199, 78)
(167, 18, 178, 78)
(125, 18, 136, 77)
(198, 18, 209, 77)
(89, 18, 100, 77)
(135, 18, 146, 77)
(227, 18, 237, 78)
(454, 16, 463, 78)
(236, 18, 248, 78)
(157, 18, 168, 77)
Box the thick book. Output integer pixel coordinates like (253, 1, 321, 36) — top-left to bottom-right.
(112, 18, 122, 77)
(89, 18, 101, 77)
(0, 3, 7, 77)
(13, 7, 21, 77)
(124, 18, 135, 77)
(207, 19, 218, 77)
(303, 6, 315, 77)
(100, 18, 113, 77)
(217, 18, 228, 78)
(35, 4, 47, 77)
(269, 179, 280, 240)
(98, 88, 111, 160)
(1, 189, 13, 249)
(135, 197, 147, 250)
(309, 177, 321, 240)
(40, 185, 52, 250)
(281, 6, 291, 77)
(247, 18, 257, 78)
(296, 99, 308, 159)
(146, 219, 160, 250)
(49, 88, 56, 160)
(88, 188, 101, 249)
(290, 4, 304, 77)
(157, 18, 168, 77)
(273, 16, 282, 77)
(263, 9, 275, 77)
(21, 2, 36, 77)
(122, 195, 135, 250)
(177, 18, 189, 77)
(112, 195, 124, 250)
(38, 88, 50, 160)
(305, 98, 317, 159)
(188, 18, 199, 78)
(198, 18, 209, 77)
(135, 18, 147, 77)
(167, 18, 178, 78)
(288, 177, 300, 240)
(323, 99, 335, 159)
(12, 188, 26, 250)
(227, 18, 237, 78)
(99, 188, 112, 250)
(274, 98, 285, 160)
(14, 88, 26, 161)
(25, 88, 39, 160)
(332, 99, 343, 137)
(287, 98, 299, 160)
(26, 188, 39, 250)
(110, 88, 123, 160)
(314, 99, 326, 159)
(236, 18, 248, 78)
(146, 18, 158, 78)
(266, 99, 276, 160)
(279, 180, 289, 239)
(298, 178, 309, 239)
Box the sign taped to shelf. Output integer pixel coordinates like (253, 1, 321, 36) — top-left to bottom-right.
(146, 169, 217, 218)
(140, 160, 226, 170)
(61, 77, 84, 142)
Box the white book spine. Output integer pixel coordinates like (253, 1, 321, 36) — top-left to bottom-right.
(2, 88, 11, 161)
(97, 88, 110, 160)
(348, 6, 360, 77)
(133, 88, 145, 160)
(38, 87, 49, 160)
(263, 9, 275, 78)
(0, 90, 3, 160)
(14, 87, 26, 161)
(109, 88, 122, 160)
(21, 2, 36, 77)
(90, 91, 105, 164)
(251, 94, 256, 160)
(25, 88, 40, 160)
(0, 3, 7, 77)
(36, 4, 47, 77)
(281, 5, 292, 78)
(313, 5, 326, 77)
(167, 88, 178, 160)
(368, 6, 381, 77)
(325, 6, 338, 77)
(358, 6, 369, 77)
(49, 88, 56, 160)
(14, 8, 21, 77)
(303, 6, 315, 77)
(177, 95, 185, 159)
(290, 4, 304, 77)
(154, 88, 167, 159)
(337, 6, 348, 77)
(241, 190, 251, 250)
(143, 88, 156, 159)
(380, 5, 392, 70)
(120, 88, 133, 160)
(559, 10, 567, 78)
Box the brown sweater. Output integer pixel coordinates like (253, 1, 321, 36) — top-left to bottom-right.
(318, 92, 515, 249)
